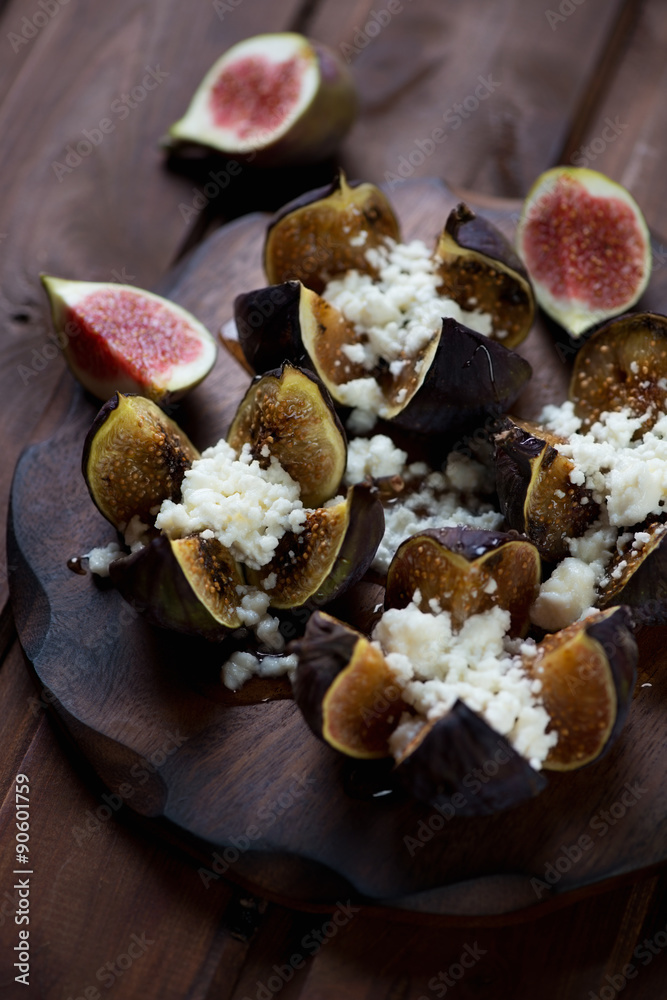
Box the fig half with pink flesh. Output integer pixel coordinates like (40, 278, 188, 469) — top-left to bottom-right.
(385, 527, 541, 637)
(524, 607, 637, 771)
(82, 392, 199, 533)
(167, 33, 357, 167)
(434, 202, 535, 348)
(394, 701, 546, 816)
(263, 171, 400, 293)
(570, 312, 667, 431)
(494, 416, 599, 562)
(226, 362, 346, 509)
(42, 276, 217, 403)
(516, 167, 651, 338)
(292, 611, 410, 758)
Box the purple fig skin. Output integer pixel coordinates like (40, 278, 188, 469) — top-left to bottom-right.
(444, 203, 529, 279)
(390, 319, 532, 435)
(234, 282, 309, 374)
(291, 611, 360, 740)
(109, 535, 243, 640)
(582, 607, 637, 756)
(395, 700, 546, 817)
(493, 419, 546, 534)
(405, 525, 527, 562)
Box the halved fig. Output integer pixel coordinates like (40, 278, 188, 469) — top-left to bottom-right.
(570, 312, 667, 431)
(524, 607, 637, 771)
(597, 522, 667, 625)
(82, 393, 199, 532)
(226, 363, 346, 508)
(516, 167, 651, 338)
(394, 701, 546, 816)
(292, 611, 410, 758)
(42, 276, 217, 403)
(110, 534, 244, 639)
(245, 483, 384, 608)
(385, 527, 541, 637)
(264, 171, 400, 292)
(235, 283, 532, 436)
(166, 33, 357, 167)
(494, 416, 599, 561)
(434, 203, 535, 348)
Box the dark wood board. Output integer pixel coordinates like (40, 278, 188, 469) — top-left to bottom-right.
(8, 178, 667, 918)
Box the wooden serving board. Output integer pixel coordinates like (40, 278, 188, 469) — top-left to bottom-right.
(8, 179, 667, 919)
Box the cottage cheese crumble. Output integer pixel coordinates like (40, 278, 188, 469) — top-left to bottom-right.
(375, 597, 557, 769)
(322, 237, 493, 428)
(155, 440, 307, 570)
(530, 399, 667, 630)
(344, 434, 502, 572)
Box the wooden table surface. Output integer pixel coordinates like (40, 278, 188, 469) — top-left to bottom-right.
(1, 1, 667, 997)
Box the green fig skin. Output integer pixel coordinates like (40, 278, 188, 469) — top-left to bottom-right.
(109, 535, 244, 641)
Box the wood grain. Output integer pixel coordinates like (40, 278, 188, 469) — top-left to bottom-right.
(8, 179, 667, 918)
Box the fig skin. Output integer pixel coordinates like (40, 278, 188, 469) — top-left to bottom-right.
(226, 362, 347, 509)
(82, 393, 199, 532)
(110, 534, 244, 640)
(570, 312, 667, 431)
(385, 526, 541, 637)
(516, 167, 652, 339)
(167, 34, 358, 167)
(394, 701, 546, 817)
(264, 170, 400, 292)
(41, 275, 217, 403)
(291, 611, 409, 758)
(434, 202, 535, 348)
(233, 282, 308, 374)
(235, 283, 532, 437)
(526, 607, 637, 771)
(494, 416, 599, 562)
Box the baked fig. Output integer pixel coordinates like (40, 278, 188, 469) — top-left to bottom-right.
(245, 483, 384, 609)
(385, 527, 541, 636)
(524, 607, 637, 771)
(516, 167, 651, 338)
(110, 534, 244, 639)
(263, 170, 400, 292)
(42, 276, 217, 403)
(393, 701, 546, 816)
(166, 33, 357, 167)
(82, 392, 199, 532)
(235, 282, 532, 436)
(292, 611, 410, 758)
(494, 416, 599, 561)
(226, 362, 346, 508)
(597, 522, 667, 625)
(434, 202, 535, 348)
(570, 312, 667, 431)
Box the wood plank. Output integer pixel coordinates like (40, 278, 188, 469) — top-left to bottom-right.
(0, 0, 304, 610)
(0, 711, 250, 1000)
(558, 0, 667, 236)
(307, 0, 628, 196)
